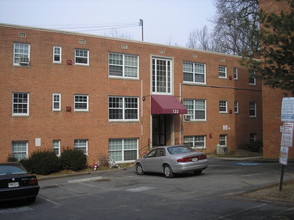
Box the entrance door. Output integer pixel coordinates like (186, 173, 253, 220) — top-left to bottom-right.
(152, 115, 166, 146)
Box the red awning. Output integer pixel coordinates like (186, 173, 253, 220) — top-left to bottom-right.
(151, 95, 187, 114)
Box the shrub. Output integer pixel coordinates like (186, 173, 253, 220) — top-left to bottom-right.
(241, 140, 263, 153)
(29, 151, 61, 175)
(60, 149, 87, 171)
(20, 158, 32, 173)
(7, 154, 18, 162)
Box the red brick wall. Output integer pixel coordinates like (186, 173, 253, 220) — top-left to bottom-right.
(0, 24, 262, 162)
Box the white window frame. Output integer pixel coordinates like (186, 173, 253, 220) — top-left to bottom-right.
(53, 46, 62, 63)
(12, 141, 28, 160)
(75, 49, 89, 65)
(183, 99, 206, 121)
(52, 93, 61, 111)
(184, 136, 206, 149)
(108, 138, 138, 162)
(152, 57, 172, 95)
(234, 67, 239, 80)
(13, 43, 30, 66)
(249, 71, 256, 85)
(249, 102, 257, 117)
(12, 92, 29, 116)
(234, 101, 239, 114)
(52, 140, 61, 156)
(108, 96, 139, 122)
(183, 62, 206, 84)
(74, 95, 89, 112)
(108, 53, 139, 79)
(219, 100, 228, 113)
(74, 139, 88, 155)
(219, 134, 227, 146)
(218, 65, 227, 79)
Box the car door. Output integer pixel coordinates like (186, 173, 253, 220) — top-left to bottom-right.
(153, 148, 166, 173)
(141, 149, 157, 172)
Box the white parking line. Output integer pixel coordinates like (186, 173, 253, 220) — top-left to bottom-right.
(38, 195, 60, 206)
(126, 186, 154, 192)
(218, 203, 267, 219)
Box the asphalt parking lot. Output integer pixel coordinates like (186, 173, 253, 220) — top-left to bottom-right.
(1, 158, 294, 220)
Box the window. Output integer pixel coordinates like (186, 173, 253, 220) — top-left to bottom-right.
(183, 99, 206, 121)
(219, 135, 227, 146)
(184, 136, 206, 149)
(183, 62, 206, 84)
(75, 49, 89, 65)
(218, 66, 227, 78)
(249, 102, 256, 117)
(249, 70, 256, 85)
(74, 95, 89, 111)
(12, 141, 28, 160)
(52, 140, 60, 156)
(234, 101, 239, 114)
(152, 57, 172, 94)
(234, 67, 238, 80)
(74, 139, 88, 154)
(53, 46, 62, 63)
(108, 138, 138, 162)
(12, 93, 29, 116)
(109, 53, 139, 78)
(52, 93, 61, 111)
(109, 96, 139, 121)
(249, 133, 257, 143)
(219, 100, 227, 113)
(13, 43, 30, 66)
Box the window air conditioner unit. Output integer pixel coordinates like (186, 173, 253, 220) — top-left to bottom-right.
(19, 57, 30, 65)
(184, 114, 191, 121)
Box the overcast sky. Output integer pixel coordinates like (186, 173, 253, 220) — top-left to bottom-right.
(0, 0, 215, 47)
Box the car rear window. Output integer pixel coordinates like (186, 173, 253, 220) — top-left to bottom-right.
(167, 146, 193, 155)
(0, 165, 27, 175)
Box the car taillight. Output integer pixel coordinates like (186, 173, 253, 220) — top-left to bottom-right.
(197, 154, 207, 160)
(29, 177, 38, 185)
(177, 154, 207, 163)
(177, 157, 193, 162)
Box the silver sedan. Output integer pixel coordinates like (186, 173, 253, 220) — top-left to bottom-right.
(135, 145, 208, 178)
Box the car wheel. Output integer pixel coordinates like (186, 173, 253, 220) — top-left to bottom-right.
(136, 163, 144, 175)
(193, 170, 203, 175)
(163, 165, 174, 178)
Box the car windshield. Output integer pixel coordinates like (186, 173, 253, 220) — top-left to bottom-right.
(0, 165, 27, 175)
(167, 146, 193, 155)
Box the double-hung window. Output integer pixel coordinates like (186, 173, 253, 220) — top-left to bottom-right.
(183, 62, 206, 84)
(183, 99, 206, 121)
(12, 141, 28, 160)
(249, 70, 256, 85)
(234, 101, 239, 114)
(52, 140, 61, 156)
(249, 102, 256, 117)
(75, 49, 89, 65)
(109, 96, 139, 121)
(12, 92, 29, 116)
(74, 95, 89, 112)
(53, 46, 62, 63)
(184, 136, 206, 149)
(152, 57, 172, 94)
(74, 139, 88, 154)
(52, 93, 61, 111)
(108, 138, 138, 162)
(234, 67, 239, 80)
(249, 133, 257, 143)
(13, 43, 30, 66)
(109, 53, 139, 78)
(218, 65, 227, 78)
(219, 135, 227, 146)
(219, 100, 228, 113)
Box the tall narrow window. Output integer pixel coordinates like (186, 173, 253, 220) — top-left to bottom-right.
(109, 53, 138, 78)
(12, 92, 29, 116)
(52, 93, 61, 111)
(183, 62, 206, 84)
(52, 140, 61, 156)
(249, 102, 256, 117)
(74, 95, 89, 111)
(13, 43, 30, 66)
(219, 135, 227, 146)
(218, 66, 227, 78)
(53, 46, 62, 63)
(233, 67, 238, 80)
(75, 49, 89, 65)
(249, 70, 256, 85)
(152, 57, 172, 94)
(234, 101, 239, 114)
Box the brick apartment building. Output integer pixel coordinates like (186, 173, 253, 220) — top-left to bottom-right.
(0, 23, 262, 164)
